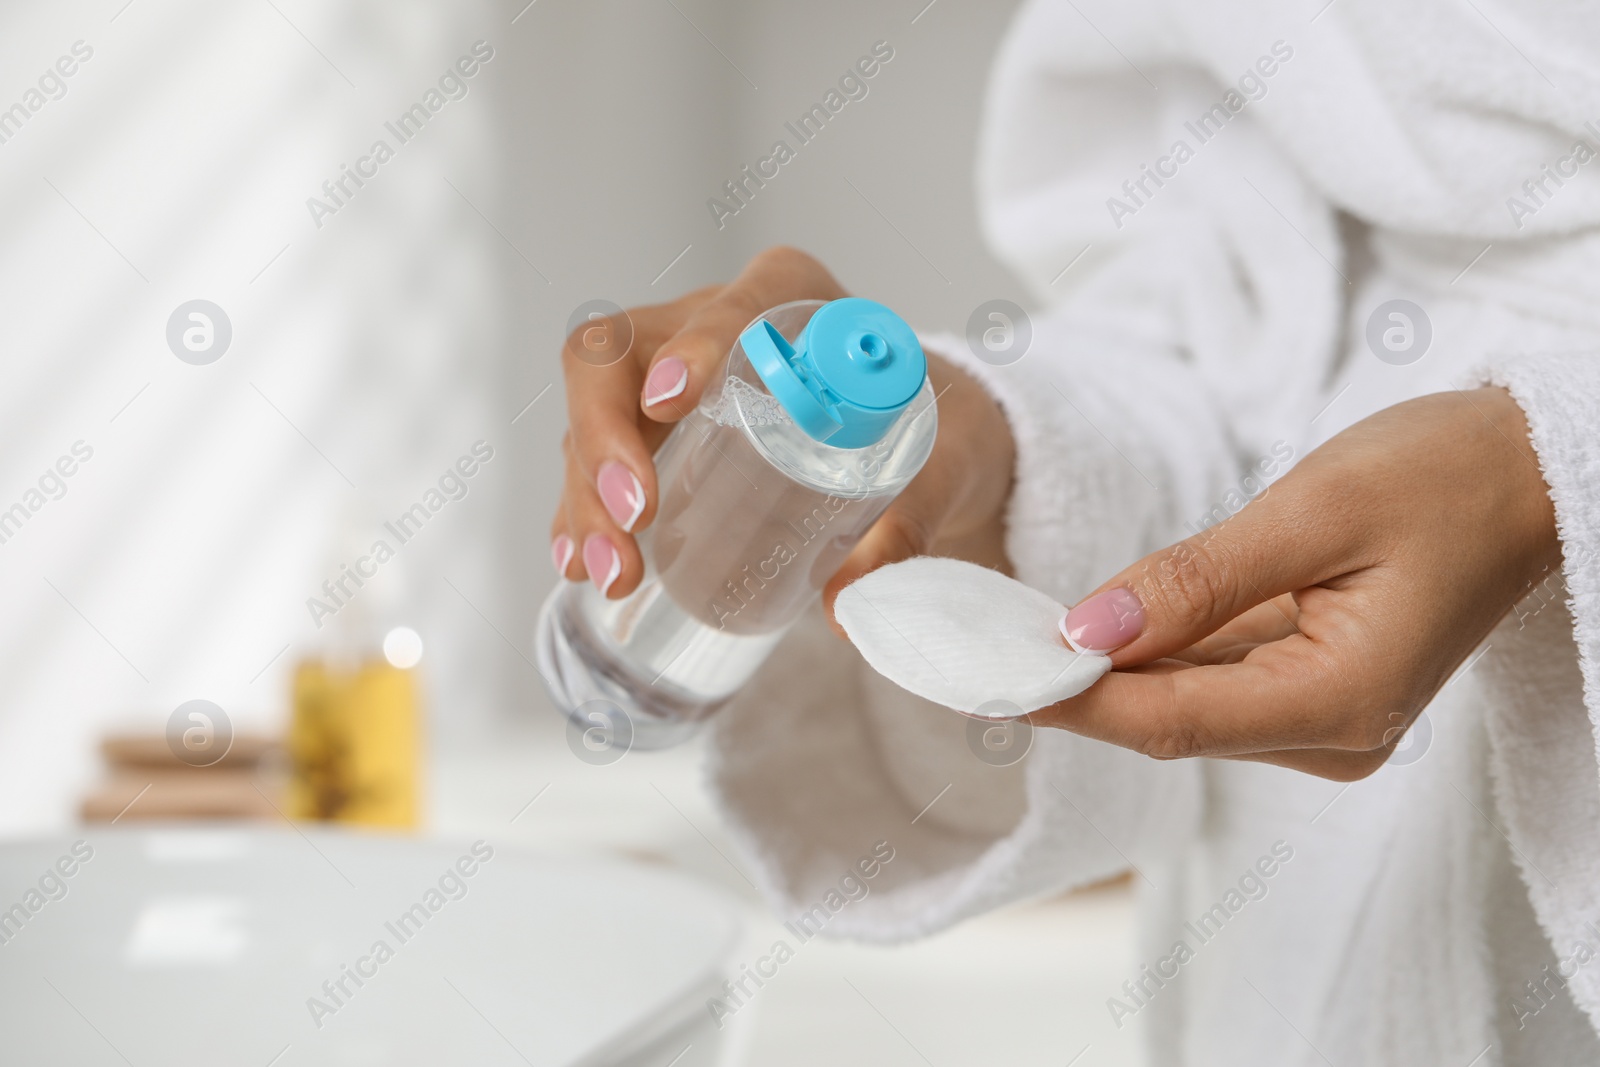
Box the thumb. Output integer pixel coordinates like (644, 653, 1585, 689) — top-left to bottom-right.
(1063, 503, 1330, 668)
(821, 477, 953, 637)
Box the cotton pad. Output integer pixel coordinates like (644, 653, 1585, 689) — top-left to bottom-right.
(835, 557, 1112, 719)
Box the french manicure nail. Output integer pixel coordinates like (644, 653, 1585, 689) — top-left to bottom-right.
(643, 357, 688, 408)
(584, 535, 622, 595)
(1061, 587, 1145, 654)
(551, 534, 574, 576)
(596, 461, 646, 532)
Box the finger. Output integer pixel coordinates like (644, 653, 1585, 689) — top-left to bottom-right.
(1029, 635, 1379, 759)
(1057, 658, 1385, 782)
(634, 284, 723, 416)
(561, 379, 656, 540)
(1060, 476, 1352, 667)
(557, 429, 651, 564)
(1163, 596, 1301, 666)
(641, 246, 846, 423)
(560, 434, 646, 598)
(563, 301, 699, 538)
(549, 505, 576, 580)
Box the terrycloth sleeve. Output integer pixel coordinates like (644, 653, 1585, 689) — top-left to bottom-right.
(1475, 352, 1600, 1034)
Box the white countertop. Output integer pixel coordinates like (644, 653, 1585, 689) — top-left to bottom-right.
(433, 714, 1145, 1067)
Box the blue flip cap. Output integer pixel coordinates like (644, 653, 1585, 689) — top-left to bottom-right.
(738, 298, 926, 449)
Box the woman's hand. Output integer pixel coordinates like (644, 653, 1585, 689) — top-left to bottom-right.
(552, 245, 1017, 627)
(553, 246, 846, 598)
(1034, 387, 1561, 781)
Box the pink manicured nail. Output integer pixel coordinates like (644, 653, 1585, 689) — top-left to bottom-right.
(642, 357, 688, 408)
(596, 461, 646, 532)
(551, 534, 574, 576)
(583, 535, 622, 595)
(1061, 587, 1145, 654)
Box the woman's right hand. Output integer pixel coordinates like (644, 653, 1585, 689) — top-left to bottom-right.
(555, 245, 1019, 628)
(551, 246, 847, 599)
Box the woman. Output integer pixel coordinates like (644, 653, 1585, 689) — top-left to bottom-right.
(550, 1, 1600, 1061)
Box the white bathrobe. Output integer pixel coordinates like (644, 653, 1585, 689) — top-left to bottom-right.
(708, 1, 1600, 1063)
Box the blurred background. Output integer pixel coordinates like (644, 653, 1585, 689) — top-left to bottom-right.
(0, 1, 1140, 1063)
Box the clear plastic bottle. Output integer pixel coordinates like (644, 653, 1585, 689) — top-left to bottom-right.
(535, 298, 937, 748)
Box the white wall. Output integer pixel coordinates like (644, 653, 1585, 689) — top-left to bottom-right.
(0, 0, 505, 829)
(0, 0, 1026, 829)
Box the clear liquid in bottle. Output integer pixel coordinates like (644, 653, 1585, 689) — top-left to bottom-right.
(536, 299, 937, 748)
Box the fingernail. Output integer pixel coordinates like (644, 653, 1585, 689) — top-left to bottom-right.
(584, 535, 622, 595)
(596, 461, 646, 532)
(1061, 587, 1144, 654)
(551, 534, 574, 576)
(643, 357, 688, 408)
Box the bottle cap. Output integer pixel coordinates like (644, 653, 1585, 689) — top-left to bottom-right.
(740, 297, 926, 449)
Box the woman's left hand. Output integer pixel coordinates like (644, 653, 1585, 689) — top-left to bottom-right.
(1032, 387, 1561, 781)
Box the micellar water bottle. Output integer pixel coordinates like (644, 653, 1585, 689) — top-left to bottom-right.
(535, 298, 937, 748)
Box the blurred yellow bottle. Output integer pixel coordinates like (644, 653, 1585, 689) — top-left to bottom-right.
(340, 659, 420, 826)
(292, 510, 425, 828)
(288, 659, 344, 821)
(288, 651, 422, 828)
